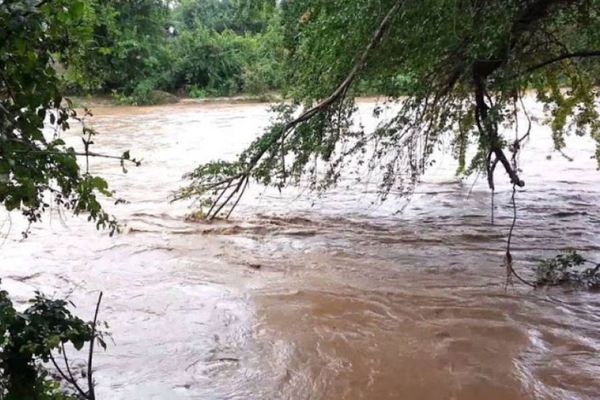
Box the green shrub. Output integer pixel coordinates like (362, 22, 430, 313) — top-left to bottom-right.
(535, 250, 600, 289)
(131, 79, 158, 105)
(0, 283, 103, 399)
(168, 27, 245, 96)
(165, 20, 283, 98)
(64, 0, 171, 95)
(240, 27, 284, 94)
(188, 85, 208, 99)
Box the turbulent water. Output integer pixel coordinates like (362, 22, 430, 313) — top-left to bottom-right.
(2, 100, 600, 399)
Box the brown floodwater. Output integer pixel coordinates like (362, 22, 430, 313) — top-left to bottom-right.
(2, 100, 600, 399)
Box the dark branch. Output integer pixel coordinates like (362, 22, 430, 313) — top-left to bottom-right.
(87, 292, 103, 400)
(35, 0, 53, 8)
(61, 343, 87, 398)
(505, 184, 536, 288)
(515, 50, 600, 77)
(49, 352, 88, 399)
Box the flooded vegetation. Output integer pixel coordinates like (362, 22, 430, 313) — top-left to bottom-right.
(2, 1, 600, 399)
(3, 101, 600, 399)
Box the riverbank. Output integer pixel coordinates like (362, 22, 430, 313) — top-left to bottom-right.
(67, 92, 391, 111)
(68, 92, 283, 110)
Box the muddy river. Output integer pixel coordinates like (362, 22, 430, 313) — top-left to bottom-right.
(2, 101, 600, 399)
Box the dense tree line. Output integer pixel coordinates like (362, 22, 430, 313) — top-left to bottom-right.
(62, 0, 284, 104)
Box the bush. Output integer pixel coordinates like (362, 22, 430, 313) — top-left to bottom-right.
(168, 27, 245, 96)
(188, 85, 208, 99)
(131, 79, 158, 105)
(241, 21, 285, 95)
(535, 250, 600, 289)
(0, 282, 106, 399)
(63, 0, 172, 96)
(165, 20, 284, 98)
(111, 80, 179, 106)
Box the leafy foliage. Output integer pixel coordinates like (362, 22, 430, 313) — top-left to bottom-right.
(63, 0, 171, 95)
(535, 250, 600, 289)
(1, 2, 124, 398)
(0, 284, 100, 399)
(174, 0, 276, 34)
(0, 0, 141, 235)
(166, 0, 283, 97)
(170, 27, 248, 96)
(180, 0, 600, 219)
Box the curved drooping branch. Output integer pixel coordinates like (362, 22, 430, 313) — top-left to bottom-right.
(468, 0, 578, 191)
(47, 292, 104, 399)
(513, 50, 600, 78)
(473, 74, 525, 190)
(180, 0, 405, 220)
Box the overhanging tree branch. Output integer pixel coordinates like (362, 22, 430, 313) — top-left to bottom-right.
(514, 50, 600, 77)
(246, 0, 404, 167)
(192, 0, 405, 220)
(469, 0, 579, 191)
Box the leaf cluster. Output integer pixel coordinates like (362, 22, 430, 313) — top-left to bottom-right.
(535, 250, 600, 289)
(1, 1, 141, 235)
(0, 283, 102, 399)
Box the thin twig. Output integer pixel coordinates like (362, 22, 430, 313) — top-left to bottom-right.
(49, 352, 88, 398)
(61, 342, 87, 397)
(504, 98, 535, 288)
(225, 176, 249, 219)
(87, 292, 103, 400)
(206, 179, 234, 217)
(517, 92, 532, 144)
(209, 176, 247, 219)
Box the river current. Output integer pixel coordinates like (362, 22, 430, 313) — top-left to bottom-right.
(2, 100, 600, 399)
